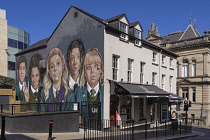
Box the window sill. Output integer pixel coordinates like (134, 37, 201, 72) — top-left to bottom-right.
(119, 37, 129, 43)
(169, 67, 174, 70)
(162, 65, 167, 68)
(152, 62, 158, 66)
(134, 44, 142, 48)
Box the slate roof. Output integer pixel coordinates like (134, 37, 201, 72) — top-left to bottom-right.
(179, 24, 200, 41)
(162, 32, 183, 43)
(105, 14, 125, 23)
(129, 21, 139, 28)
(161, 24, 201, 44)
(16, 6, 178, 58)
(16, 37, 48, 56)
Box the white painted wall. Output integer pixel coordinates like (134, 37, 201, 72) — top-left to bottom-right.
(103, 29, 177, 120)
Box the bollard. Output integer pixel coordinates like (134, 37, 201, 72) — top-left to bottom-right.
(48, 120, 53, 140)
(0, 116, 6, 140)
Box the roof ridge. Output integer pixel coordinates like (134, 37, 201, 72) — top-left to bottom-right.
(104, 13, 125, 22)
(72, 6, 104, 23)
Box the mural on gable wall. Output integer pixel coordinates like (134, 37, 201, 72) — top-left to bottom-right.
(16, 39, 104, 120)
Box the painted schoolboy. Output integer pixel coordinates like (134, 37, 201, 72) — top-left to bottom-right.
(16, 56, 29, 101)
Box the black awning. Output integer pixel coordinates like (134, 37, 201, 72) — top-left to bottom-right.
(114, 82, 170, 98)
(169, 93, 183, 102)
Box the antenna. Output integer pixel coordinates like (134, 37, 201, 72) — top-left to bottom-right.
(194, 19, 196, 27)
(190, 14, 192, 24)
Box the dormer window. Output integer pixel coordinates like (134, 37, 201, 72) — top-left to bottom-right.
(134, 29, 141, 39)
(119, 22, 128, 41)
(119, 22, 127, 33)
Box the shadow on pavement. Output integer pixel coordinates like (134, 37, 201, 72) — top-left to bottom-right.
(5, 134, 38, 140)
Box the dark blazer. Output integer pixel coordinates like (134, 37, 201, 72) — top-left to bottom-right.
(64, 90, 76, 111)
(28, 86, 42, 111)
(40, 86, 66, 112)
(75, 84, 104, 119)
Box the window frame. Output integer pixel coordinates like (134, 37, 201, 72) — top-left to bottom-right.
(112, 55, 119, 81)
(161, 103, 170, 121)
(127, 59, 133, 83)
(140, 62, 145, 84)
(192, 87, 196, 102)
(192, 61, 196, 77)
(161, 74, 165, 90)
(169, 76, 173, 93)
(162, 55, 166, 66)
(182, 88, 189, 100)
(170, 58, 173, 68)
(119, 22, 128, 41)
(152, 52, 157, 63)
(134, 29, 141, 39)
(182, 60, 189, 77)
(152, 72, 157, 85)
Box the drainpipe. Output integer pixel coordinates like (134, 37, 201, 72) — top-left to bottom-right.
(158, 49, 162, 121)
(159, 49, 163, 88)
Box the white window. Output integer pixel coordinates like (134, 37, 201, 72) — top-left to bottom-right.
(161, 74, 165, 89)
(127, 59, 133, 83)
(170, 58, 173, 68)
(134, 29, 141, 39)
(112, 55, 119, 81)
(162, 55, 166, 65)
(182, 60, 189, 77)
(119, 22, 127, 33)
(182, 88, 189, 100)
(140, 62, 145, 84)
(192, 87, 196, 102)
(152, 52, 157, 63)
(152, 72, 157, 85)
(119, 22, 128, 40)
(169, 76, 173, 93)
(192, 61, 196, 77)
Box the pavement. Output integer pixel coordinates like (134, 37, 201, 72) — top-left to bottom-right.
(0, 129, 202, 140)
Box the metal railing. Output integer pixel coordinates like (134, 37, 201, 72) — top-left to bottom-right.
(84, 119, 192, 140)
(0, 102, 79, 115)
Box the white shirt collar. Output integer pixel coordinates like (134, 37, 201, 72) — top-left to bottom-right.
(69, 75, 80, 90)
(53, 86, 60, 98)
(19, 81, 25, 92)
(31, 85, 38, 94)
(87, 82, 99, 96)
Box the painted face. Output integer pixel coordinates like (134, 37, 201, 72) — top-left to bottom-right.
(85, 61, 102, 88)
(49, 54, 63, 84)
(31, 67, 40, 90)
(18, 62, 26, 84)
(69, 48, 81, 77)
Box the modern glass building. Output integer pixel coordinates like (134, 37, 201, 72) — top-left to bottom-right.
(0, 9, 30, 79)
(7, 26, 30, 79)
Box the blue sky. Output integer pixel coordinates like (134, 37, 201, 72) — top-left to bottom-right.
(1, 0, 210, 45)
